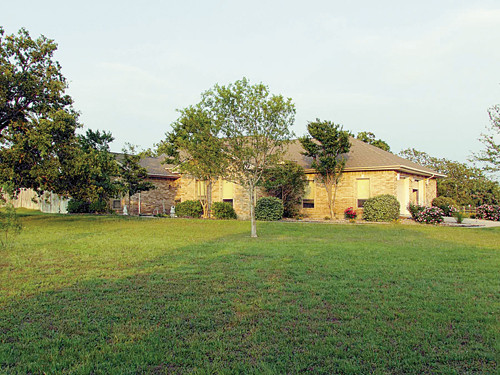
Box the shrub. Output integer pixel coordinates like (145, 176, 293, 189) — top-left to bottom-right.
(89, 199, 109, 214)
(255, 197, 284, 221)
(432, 196, 458, 216)
(212, 202, 237, 220)
(67, 199, 91, 213)
(175, 200, 203, 218)
(415, 206, 444, 224)
(344, 207, 357, 220)
(362, 194, 400, 222)
(68, 198, 109, 214)
(475, 204, 500, 221)
(408, 202, 425, 219)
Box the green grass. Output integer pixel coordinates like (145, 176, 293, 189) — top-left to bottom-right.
(0, 211, 498, 374)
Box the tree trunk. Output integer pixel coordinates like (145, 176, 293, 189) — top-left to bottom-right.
(206, 180, 212, 219)
(325, 177, 334, 219)
(249, 182, 257, 238)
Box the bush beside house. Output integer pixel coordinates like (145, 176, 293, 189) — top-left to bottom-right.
(175, 200, 203, 218)
(362, 195, 400, 222)
(212, 202, 237, 219)
(255, 197, 284, 221)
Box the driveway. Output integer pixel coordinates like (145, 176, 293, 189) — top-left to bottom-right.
(443, 216, 500, 228)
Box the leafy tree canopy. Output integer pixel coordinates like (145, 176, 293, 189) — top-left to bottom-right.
(356, 131, 391, 152)
(300, 119, 351, 218)
(119, 144, 155, 208)
(200, 78, 295, 236)
(399, 148, 500, 206)
(157, 105, 227, 218)
(0, 27, 79, 197)
(474, 105, 500, 175)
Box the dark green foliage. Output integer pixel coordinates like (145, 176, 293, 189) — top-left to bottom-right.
(67, 198, 108, 214)
(356, 131, 391, 152)
(0, 28, 81, 198)
(362, 194, 400, 222)
(67, 199, 91, 213)
(0, 203, 22, 246)
(261, 161, 306, 218)
(255, 197, 284, 221)
(175, 200, 203, 218)
(119, 144, 155, 210)
(432, 196, 458, 216)
(212, 202, 237, 220)
(408, 202, 426, 220)
(300, 119, 351, 218)
(66, 130, 122, 206)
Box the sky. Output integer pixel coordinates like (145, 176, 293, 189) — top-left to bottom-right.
(3, 0, 500, 162)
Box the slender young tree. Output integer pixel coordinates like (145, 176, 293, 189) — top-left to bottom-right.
(201, 78, 295, 237)
(300, 119, 351, 219)
(157, 106, 227, 218)
(474, 105, 500, 174)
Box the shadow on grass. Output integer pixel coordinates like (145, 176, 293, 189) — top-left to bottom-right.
(1, 224, 498, 374)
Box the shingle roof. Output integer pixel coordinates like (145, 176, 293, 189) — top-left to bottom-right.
(139, 156, 179, 178)
(283, 138, 445, 177)
(114, 153, 179, 179)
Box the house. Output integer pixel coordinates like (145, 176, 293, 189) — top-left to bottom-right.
(122, 138, 444, 219)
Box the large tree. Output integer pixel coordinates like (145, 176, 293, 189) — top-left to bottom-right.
(200, 78, 295, 237)
(157, 106, 227, 218)
(399, 148, 500, 206)
(0, 27, 79, 197)
(356, 131, 391, 152)
(300, 120, 351, 219)
(474, 105, 500, 175)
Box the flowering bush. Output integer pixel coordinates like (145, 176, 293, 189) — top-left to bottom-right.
(408, 203, 425, 219)
(415, 206, 444, 224)
(476, 204, 500, 221)
(432, 196, 458, 216)
(344, 207, 357, 219)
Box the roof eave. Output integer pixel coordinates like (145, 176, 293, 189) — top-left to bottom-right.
(304, 165, 445, 178)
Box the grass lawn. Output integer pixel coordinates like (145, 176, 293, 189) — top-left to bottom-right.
(0, 211, 498, 374)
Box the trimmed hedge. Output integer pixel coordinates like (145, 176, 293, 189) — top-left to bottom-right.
(432, 196, 458, 216)
(362, 194, 400, 222)
(175, 200, 203, 218)
(212, 202, 237, 220)
(255, 197, 284, 221)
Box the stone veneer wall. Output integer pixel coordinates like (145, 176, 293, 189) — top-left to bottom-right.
(300, 170, 398, 220)
(116, 177, 179, 215)
(126, 171, 438, 219)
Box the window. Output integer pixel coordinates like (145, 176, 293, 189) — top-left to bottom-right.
(196, 180, 207, 199)
(223, 199, 233, 207)
(303, 179, 315, 208)
(357, 179, 370, 208)
(222, 180, 234, 200)
(112, 200, 121, 209)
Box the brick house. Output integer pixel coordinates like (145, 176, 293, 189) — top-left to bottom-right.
(119, 138, 443, 219)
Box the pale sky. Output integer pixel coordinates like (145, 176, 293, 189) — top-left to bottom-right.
(3, 0, 500, 162)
